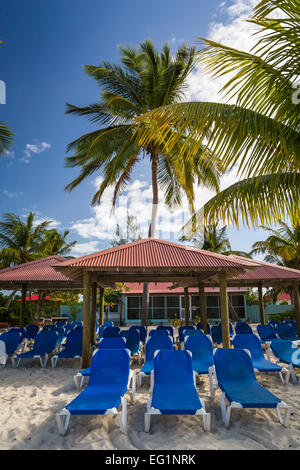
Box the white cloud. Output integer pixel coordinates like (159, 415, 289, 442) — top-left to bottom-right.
(71, 241, 101, 256)
(20, 141, 51, 163)
(186, 0, 258, 103)
(3, 190, 23, 199)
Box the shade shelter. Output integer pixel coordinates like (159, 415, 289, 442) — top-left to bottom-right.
(0, 255, 81, 327)
(53, 238, 258, 368)
(171, 255, 300, 332)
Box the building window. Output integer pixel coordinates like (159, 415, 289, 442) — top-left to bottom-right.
(166, 296, 180, 319)
(229, 294, 245, 319)
(127, 296, 141, 320)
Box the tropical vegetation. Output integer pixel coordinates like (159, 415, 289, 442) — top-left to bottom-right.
(133, 0, 300, 231)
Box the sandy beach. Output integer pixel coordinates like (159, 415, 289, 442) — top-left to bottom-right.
(0, 352, 299, 450)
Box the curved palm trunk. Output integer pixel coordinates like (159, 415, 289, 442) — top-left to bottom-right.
(141, 150, 158, 327)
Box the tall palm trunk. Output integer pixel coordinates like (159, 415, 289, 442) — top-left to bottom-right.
(141, 150, 158, 326)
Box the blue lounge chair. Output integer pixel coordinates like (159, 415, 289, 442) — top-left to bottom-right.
(209, 348, 290, 427)
(51, 327, 83, 367)
(233, 334, 289, 384)
(120, 330, 129, 340)
(74, 337, 127, 389)
(183, 329, 204, 339)
(129, 325, 146, 344)
(12, 330, 58, 367)
(0, 330, 24, 366)
(256, 324, 278, 343)
(102, 326, 120, 338)
(184, 335, 214, 379)
(56, 349, 134, 435)
(269, 340, 300, 383)
(138, 335, 173, 387)
(157, 325, 174, 338)
(276, 323, 300, 342)
(24, 324, 39, 342)
(211, 324, 223, 344)
(125, 329, 142, 362)
(178, 326, 195, 343)
(149, 329, 170, 337)
(196, 322, 211, 334)
(269, 320, 281, 329)
(144, 350, 210, 432)
(235, 321, 252, 335)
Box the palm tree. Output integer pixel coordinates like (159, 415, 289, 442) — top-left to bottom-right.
(0, 212, 52, 269)
(251, 221, 300, 269)
(65, 40, 221, 325)
(180, 224, 251, 256)
(0, 41, 15, 155)
(134, 0, 300, 229)
(38, 228, 77, 258)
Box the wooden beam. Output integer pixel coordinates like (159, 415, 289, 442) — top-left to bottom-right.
(99, 286, 104, 325)
(82, 271, 92, 369)
(293, 281, 300, 337)
(198, 282, 207, 334)
(184, 287, 189, 325)
(219, 271, 230, 348)
(20, 284, 26, 328)
(90, 282, 97, 345)
(258, 281, 265, 325)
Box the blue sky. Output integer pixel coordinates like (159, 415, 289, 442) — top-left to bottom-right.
(0, 0, 271, 256)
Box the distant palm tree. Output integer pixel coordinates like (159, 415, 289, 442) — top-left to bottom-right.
(65, 40, 221, 325)
(180, 224, 251, 257)
(0, 212, 52, 269)
(39, 228, 77, 258)
(111, 212, 142, 247)
(251, 221, 300, 269)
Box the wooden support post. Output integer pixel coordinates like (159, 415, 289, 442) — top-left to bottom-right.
(258, 281, 265, 325)
(99, 286, 104, 325)
(184, 287, 189, 325)
(91, 282, 97, 345)
(219, 271, 230, 348)
(82, 271, 92, 369)
(20, 284, 26, 328)
(198, 282, 207, 334)
(293, 281, 300, 338)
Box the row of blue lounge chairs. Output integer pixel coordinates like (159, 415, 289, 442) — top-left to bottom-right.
(57, 332, 294, 435)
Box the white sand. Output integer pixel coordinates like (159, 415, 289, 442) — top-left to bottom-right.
(0, 356, 299, 450)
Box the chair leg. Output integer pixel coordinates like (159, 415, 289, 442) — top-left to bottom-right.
(144, 412, 151, 433)
(118, 397, 127, 434)
(56, 409, 71, 436)
(289, 363, 297, 383)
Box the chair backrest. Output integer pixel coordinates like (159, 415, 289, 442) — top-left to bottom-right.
(183, 329, 203, 338)
(0, 330, 21, 354)
(33, 330, 58, 355)
(125, 329, 140, 353)
(102, 326, 120, 337)
(269, 320, 281, 329)
(233, 334, 264, 361)
(145, 335, 173, 362)
(157, 325, 174, 337)
(63, 327, 83, 354)
(211, 324, 223, 344)
(42, 324, 57, 332)
(270, 339, 298, 363)
(256, 324, 277, 341)
(196, 322, 211, 334)
(235, 321, 253, 335)
(98, 337, 126, 349)
(24, 324, 39, 340)
(149, 329, 169, 337)
(8, 328, 25, 343)
(276, 322, 297, 340)
(128, 325, 146, 343)
(89, 349, 130, 388)
(103, 321, 113, 327)
(214, 348, 256, 386)
(185, 334, 213, 353)
(120, 330, 129, 339)
(178, 326, 195, 342)
(153, 350, 194, 386)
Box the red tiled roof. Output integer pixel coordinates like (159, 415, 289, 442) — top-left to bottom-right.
(55, 238, 254, 270)
(0, 256, 76, 284)
(123, 282, 247, 295)
(229, 255, 300, 282)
